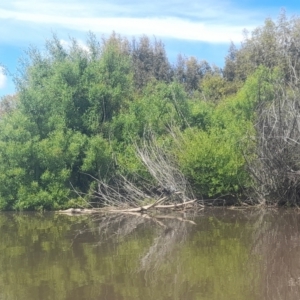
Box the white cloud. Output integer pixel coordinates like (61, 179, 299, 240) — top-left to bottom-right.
(59, 39, 90, 52)
(0, 0, 268, 44)
(0, 12, 254, 44)
(0, 68, 7, 89)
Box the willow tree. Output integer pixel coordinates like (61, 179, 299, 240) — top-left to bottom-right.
(0, 33, 135, 210)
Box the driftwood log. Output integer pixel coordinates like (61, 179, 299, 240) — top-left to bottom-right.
(58, 198, 198, 215)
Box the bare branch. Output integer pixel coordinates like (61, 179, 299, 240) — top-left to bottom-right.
(84, 132, 195, 211)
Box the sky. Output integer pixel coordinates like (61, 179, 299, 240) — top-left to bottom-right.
(0, 0, 300, 97)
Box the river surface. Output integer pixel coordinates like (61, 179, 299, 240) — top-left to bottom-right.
(0, 208, 300, 300)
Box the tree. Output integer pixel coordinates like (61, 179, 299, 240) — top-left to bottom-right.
(173, 54, 186, 84)
(0, 34, 135, 210)
(131, 36, 171, 90)
(0, 111, 39, 209)
(246, 67, 300, 205)
(0, 94, 18, 117)
(111, 80, 189, 144)
(173, 55, 211, 94)
(174, 68, 271, 200)
(225, 11, 300, 83)
(223, 42, 237, 81)
(83, 33, 133, 134)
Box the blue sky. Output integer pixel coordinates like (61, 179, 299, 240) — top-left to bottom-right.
(0, 0, 300, 97)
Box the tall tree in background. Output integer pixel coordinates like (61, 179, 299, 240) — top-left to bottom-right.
(173, 55, 211, 94)
(224, 11, 300, 84)
(132, 36, 171, 90)
(223, 42, 238, 81)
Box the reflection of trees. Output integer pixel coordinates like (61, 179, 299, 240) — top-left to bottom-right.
(85, 212, 196, 264)
(71, 211, 200, 300)
(0, 209, 273, 300)
(82, 213, 149, 244)
(139, 217, 193, 273)
(0, 212, 94, 300)
(80, 209, 260, 300)
(85, 211, 196, 242)
(249, 210, 300, 300)
(59, 210, 300, 300)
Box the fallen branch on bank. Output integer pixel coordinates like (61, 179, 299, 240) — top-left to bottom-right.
(58, 198, 198, 215)
(63, 132, 202, 215)
(107, 198, 197, 213)
(81, 133, 197, 213)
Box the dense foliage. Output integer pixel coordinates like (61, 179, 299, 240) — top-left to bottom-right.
(1, 12, 300, 210)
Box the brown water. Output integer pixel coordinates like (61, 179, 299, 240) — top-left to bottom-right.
(0, 209, 300, 300)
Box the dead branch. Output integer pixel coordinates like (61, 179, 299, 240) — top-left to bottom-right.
(246, 62, 300, 205)
(155, 199, 196, 209)
(87, 133, 194, 212)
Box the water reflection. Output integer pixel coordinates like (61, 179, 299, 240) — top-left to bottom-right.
(250, 209, 300, 300)
(0, 209, 299, 299)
